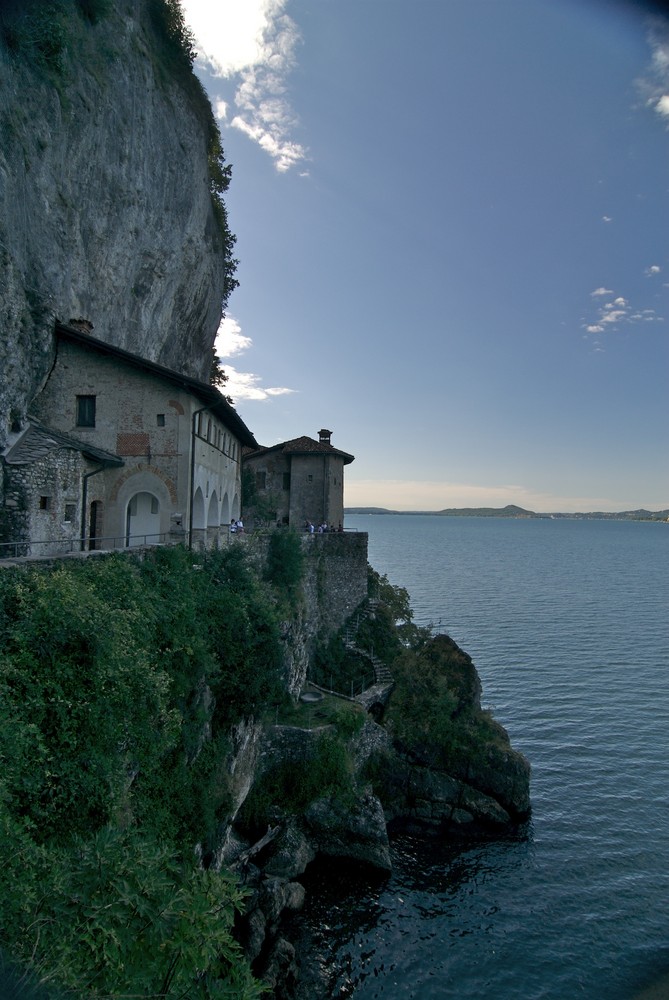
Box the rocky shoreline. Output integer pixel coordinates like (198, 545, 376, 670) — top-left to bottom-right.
(216, 633, 530, 995)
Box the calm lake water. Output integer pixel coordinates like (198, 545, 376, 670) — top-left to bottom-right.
(298, 514, 669, 1000)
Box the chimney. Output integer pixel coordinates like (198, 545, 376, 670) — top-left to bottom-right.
(318, 428, 332, 445)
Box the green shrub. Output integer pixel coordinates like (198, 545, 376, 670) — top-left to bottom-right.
(239, 732, 353, 833)
(265, 529, 304, 610)
(0, 546, 290, 996)
(0, 825, 262, 999)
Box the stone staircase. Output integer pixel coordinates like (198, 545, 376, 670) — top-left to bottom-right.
(342, 602, 393, 687)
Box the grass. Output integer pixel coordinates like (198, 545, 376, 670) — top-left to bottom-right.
(266, 688, 365, 730)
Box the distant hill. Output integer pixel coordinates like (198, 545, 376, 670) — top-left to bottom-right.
(345, 505, 669, 521)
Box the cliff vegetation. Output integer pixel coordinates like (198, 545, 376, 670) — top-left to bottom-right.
(0, 547, 286, 998)
(0, 545, 530, 998)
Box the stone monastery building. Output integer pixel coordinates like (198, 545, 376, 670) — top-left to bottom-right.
(2, 323, 257, 555)
(243, 430, 354, 531)
(1, 323, 355, 557)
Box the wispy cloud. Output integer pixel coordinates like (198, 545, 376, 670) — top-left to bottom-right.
(214, 315, 297, 401)
(181, 0, 308, 173)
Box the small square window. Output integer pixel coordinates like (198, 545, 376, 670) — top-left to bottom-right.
(76, 395, 96, 427)
(156, 413, 165, 427)
(39, 495, 51, 511)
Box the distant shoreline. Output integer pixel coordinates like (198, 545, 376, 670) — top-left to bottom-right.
(345, 504, 669, 522)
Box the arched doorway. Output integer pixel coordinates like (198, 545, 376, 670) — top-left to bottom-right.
(191, 487, 206, 550)
(89, 501, 103, 550)
(126, 492, 161, 547)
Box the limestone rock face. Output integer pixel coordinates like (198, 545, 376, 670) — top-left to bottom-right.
(0, 0, 230, 446)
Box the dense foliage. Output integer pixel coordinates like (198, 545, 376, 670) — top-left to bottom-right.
(265, 530, 304, 612)
(383, 634, 510, 774)
(0, 545, 288, 998)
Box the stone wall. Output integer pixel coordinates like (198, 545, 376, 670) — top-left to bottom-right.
(243, 531, 369, 697)
(300, 532, 368, 636)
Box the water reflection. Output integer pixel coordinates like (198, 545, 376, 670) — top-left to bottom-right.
(291, 832, 535, 999)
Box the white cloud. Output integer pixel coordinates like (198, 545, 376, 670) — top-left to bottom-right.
(637, 19, 669, 128)
(213, 315, 297, 401)
(222, 365, 297, 402)
(646, 264, 661, 275)
(181, 1, 269, 76)
(656, 94, 669, 117)
(181, 0, 308, 173)
(583, 281, 666, 342)
(214, 315, 252, 358)
(600, 309, 627, 324)
(602, 215, 613, 223)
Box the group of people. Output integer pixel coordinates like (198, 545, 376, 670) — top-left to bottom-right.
(229, 519, 244, 534)
(304, 520, 343, 534)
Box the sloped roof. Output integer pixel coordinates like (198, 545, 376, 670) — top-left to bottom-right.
(3, 420, 124, 467)
(245, 435, 354, 465)
(55, 322, 258, 449)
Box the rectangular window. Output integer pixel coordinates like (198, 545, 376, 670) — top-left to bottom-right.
(76, 395, 96, 427)
(256, 471, 267, 490)
(39, 495, 51, 511)
(282, 472, 291, 490)
(64, 503, 76, 522)
(307, 474, 313, 483)
(156, 413, 165, 426)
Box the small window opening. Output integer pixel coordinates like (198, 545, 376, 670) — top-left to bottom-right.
(157, 413, 166, 427)
(39, 495, 51, 511)
(76, 395, 96, 427)
(64, 503, 76, 522)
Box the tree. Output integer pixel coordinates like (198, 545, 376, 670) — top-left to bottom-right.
(209, 348, 234, 403)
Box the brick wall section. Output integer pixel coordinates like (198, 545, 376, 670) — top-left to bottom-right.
(116, 432, 150, 456)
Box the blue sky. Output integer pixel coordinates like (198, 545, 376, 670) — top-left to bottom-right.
(181, 0, 669, 512)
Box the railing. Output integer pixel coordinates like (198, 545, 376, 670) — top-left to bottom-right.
(0, 532, 170, 560)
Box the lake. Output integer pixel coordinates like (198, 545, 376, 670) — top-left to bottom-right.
(296, 514, 669, 1000)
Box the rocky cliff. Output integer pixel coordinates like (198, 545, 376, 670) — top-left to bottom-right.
(0, 0, 234, 448)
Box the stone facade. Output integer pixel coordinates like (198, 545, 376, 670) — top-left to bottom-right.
(243, 429, 354, 531)
(1, 323, 257, 556)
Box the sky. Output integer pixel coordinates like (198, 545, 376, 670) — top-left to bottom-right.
(180, 0, 669, 513)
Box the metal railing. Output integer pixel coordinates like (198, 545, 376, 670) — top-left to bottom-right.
(0, 532, 170, 560)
